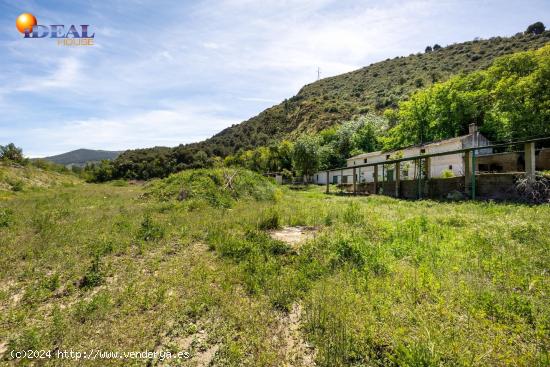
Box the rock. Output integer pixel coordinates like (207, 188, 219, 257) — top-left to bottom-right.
(177, 189, 188, 201)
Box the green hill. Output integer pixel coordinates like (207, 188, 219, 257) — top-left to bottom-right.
(112, 30, 549, 179)
(43, 149, 122, 166)
(191, 31, 549, 154)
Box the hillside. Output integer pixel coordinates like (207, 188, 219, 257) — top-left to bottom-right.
(43, 149, 121, 166)
(0, 162, 80, 196)
(189, 31, 550, 155)
(111, 30, 549, 179)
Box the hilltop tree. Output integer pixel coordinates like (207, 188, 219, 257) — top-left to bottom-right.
(433, 44, 442, 50)
(425, 46, 433, 53)
(0, 143, 24, 163)
(526, 22, 545, 35)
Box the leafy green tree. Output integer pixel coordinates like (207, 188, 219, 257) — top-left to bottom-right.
(526, 22, 545, 35)
(85, 160, 114, 182)
(292, 135, 320, 179)
(0, 143, 24, 163)
(425, 46, 432, 53)
(351, 114, 386, 152)
(193, 150, 209, 168)
(277, 140, 294, 171)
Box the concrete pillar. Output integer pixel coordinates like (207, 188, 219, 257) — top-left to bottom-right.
(353, 167, 358, 194)
(425, 157, 431, 179)
(464, 151, 472, 193)
(525, 142, 536, 180)
(325, 171, 329, 194)
(395, 162, 401, 198)
(373, 165, 379, 194)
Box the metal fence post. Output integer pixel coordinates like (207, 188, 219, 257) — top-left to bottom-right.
(471, 149, 476, 200)
(373, 165, 378, 194)
(395, 162, 400, 198)
(353, 167, 357, 195)
(525, 142, 536, 180)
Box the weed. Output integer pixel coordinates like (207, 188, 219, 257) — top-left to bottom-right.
(137, 214, 164, 241)
(257, 209, 280, 230)
(73, 292, 112, 323)
(9, 179, 24, 192)
(342, 201, 363, 225)
(80, 255, 103, 289)
(0, 208, 13, 227)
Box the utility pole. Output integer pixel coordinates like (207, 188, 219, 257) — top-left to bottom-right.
(317, 67, 321, 81)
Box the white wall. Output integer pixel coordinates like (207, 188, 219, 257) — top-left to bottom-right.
(426, 140, 464, 178)
(316, 134, 492, 184)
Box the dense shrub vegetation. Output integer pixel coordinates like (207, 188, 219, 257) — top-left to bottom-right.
(144, 168, 278, 208)
(383, 44, 550, 149)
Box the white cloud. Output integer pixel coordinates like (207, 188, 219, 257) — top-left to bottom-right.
(17, 57, 82, 92)
(26, 104, 235, 157)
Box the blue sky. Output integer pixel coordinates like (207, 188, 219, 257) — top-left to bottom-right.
(0, 0, 548, 157)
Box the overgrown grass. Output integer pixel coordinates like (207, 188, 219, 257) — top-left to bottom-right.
(0, 172, 548, 366)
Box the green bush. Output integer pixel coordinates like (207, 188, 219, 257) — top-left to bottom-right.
(9, 179, 24, 192)
(80, 256, 103, 289)
(144, 168, 277, 208)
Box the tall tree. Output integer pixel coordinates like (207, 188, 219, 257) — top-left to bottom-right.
(292, 135, 320, 180)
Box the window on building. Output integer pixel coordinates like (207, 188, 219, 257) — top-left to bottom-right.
(386, 154, 390, 159)
(420, 148, 426, 154)
(448, 165, 452, 170)
(342, 176, 348, 184)
(364, 158, 368, 163)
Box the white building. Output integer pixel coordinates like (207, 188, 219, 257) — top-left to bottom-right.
(314, 124, 491, 185)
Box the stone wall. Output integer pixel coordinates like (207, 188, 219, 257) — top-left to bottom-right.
(476, 148, 550, 172)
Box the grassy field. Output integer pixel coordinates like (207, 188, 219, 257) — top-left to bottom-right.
(0, 169, 549, 366)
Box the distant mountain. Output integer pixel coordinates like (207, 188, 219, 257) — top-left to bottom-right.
(43, 149, 122, 166)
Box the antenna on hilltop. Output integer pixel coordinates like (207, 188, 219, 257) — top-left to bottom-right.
(317, 67, 321, 81)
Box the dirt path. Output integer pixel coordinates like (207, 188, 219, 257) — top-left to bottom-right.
(278, 303, 316, 366)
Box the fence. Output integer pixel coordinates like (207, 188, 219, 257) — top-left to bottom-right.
(324, 137, 550, 200)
